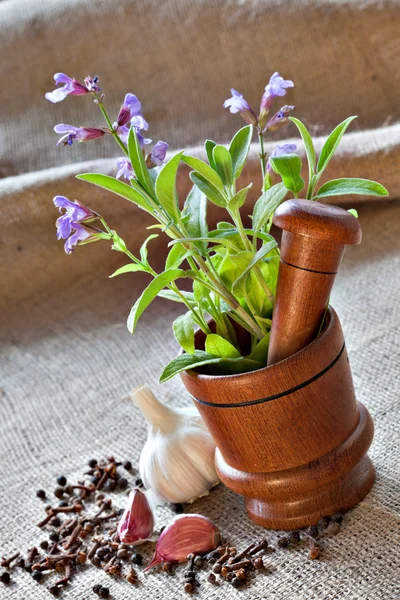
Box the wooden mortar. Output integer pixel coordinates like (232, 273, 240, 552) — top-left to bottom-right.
(180, 200, 374, 530)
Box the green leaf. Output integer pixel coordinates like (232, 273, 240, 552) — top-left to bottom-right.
(169, 236, 237, 251)
(189, 172, 227, 207)
(228, 185, 252, 211)
(139, 234, 158, 264)
(165, 244, 193, 270)
(289, 117, 316, 180)
(127, 269, 187, 333)
(252, 183, 288, 231)
(270, 154, 304, 194)
(159, 351, 230, 382)
(212, 145, 233, 186)
(208, 357, 264, 375)
(158, 289, 196, 304)
(182, 185, 208, 255)
(182, 155, 224, 191)
(205, 140, 217, 170)
(128, 127, 154, 195)
(76, 173, 153, 213)
(247, 333, 270, 364)
(205, 334, 241, 358)
(173, 311, 195, 354)
(229, 125, 253, 179)
(232, 241, 278, 296)
(317, 116, 357, 174)
(155, 151, 184, 220)
(109, 263, 149, 278)
(314, 178, 389, 199)
(348, 208, 359, 218)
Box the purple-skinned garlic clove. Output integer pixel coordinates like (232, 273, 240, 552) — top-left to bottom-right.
(117, 488, 155, 545)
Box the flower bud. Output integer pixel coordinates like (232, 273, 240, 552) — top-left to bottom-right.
(144, 514, 221, 572)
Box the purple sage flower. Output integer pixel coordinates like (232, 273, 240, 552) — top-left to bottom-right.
(54, 196, 96, 239)
(54, 124, 105, 146)
(260, 72, 294, 113)
(147, 141, 169, 167)
(45, 73, 100, 103)
(266, 143, 297, 173)
(115, 93, 149, 143)
(64, 223, 96, 255)
(223, 89, 258, 126)
(116, 157, 134, 180)
(264, 105, 295, 132)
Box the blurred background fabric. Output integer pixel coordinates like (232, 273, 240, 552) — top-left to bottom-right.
(0, 0, 399, 599)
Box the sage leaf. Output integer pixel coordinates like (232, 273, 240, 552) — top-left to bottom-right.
(348, 208, 359, 218)
(208, 357, 264, 375)
(212, 145, 233, 186)
(270, 154, 304, 194)
(182, 155, 224, 191)
(77, 173, 153, 214)
(165, 244, 193, 270)
(232, 241, 278, 296)
(173, 311, 195, 354)
(247, 333, 270, 363)
(252, 183, 288, 231)
(228, 185, 252, 211)
(205, 334, 241, 358)
(159, 351, 231, 382)
(109, 263, 149, 278)
(289, 117, 316, 178)
(189, 171, 227, 207)
(155, 151, 184, 220)
(127, 269, 187, 333)
(158, 289, 196, 304)
(128, 127, 154, 195)
(317, 116, 357, 174)
(229, 125, 253, 179)
(205, 140, 217, 170)
(182, 185, 208, 254)
(314, 178, 389, 199)
(140, 234, 159, 264)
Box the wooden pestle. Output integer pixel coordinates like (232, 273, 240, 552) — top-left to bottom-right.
(267, 199, 362, 365)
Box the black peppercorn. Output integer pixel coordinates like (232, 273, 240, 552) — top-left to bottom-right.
(232, 576, 243, 588)
(131, 553, 143, 565)
(0, 572, 11, 584)
(32, 570, 43, 582)
(88, 459, 98, 468)
(331, 513, 343, 524)
(40, 540, 49, 550)
(49, 532, 60, 542)
(93, 584, 102, 594)
(99, 586, 110, 598)
(289, 530, 300, 544)
(49, 585, 60, 596)
(57, 475, 67, 487)
(278, 536, 290, 548)
(194, 556, 203, 569)
(50, 516, 61, 527)
(170, 502, 184, 514)
(119, 478, 128, 490)
(123, 461, 132, 471)
(54, 487, 65, 499)
(308, 524, 319, 539)
(134, 478, 143, 487)
(36, 489, 46, 499)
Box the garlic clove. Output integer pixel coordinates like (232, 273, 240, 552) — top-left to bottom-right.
(144, 514, 221, 572)
(117, 488, 155, 546)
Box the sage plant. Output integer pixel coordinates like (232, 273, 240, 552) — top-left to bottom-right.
(47, 73, 388, 381)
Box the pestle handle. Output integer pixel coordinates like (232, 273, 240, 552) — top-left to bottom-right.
(267, 199, 361, 365)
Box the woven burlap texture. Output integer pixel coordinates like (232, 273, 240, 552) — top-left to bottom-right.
(1, 0, 400, 597)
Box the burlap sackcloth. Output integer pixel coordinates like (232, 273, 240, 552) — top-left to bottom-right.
(1, 0, 400, 598)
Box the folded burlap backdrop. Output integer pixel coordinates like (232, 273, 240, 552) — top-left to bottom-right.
(1, 0, 399, 598)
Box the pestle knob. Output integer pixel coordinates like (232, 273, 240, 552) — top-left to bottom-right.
(267, 199, 361, 365)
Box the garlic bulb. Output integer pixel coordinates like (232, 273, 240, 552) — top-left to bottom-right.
(131, 385, 219, 504)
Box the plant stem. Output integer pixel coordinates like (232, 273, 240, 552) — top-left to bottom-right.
(258, 130, 267, 185)
(93, 92, 130, 157)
